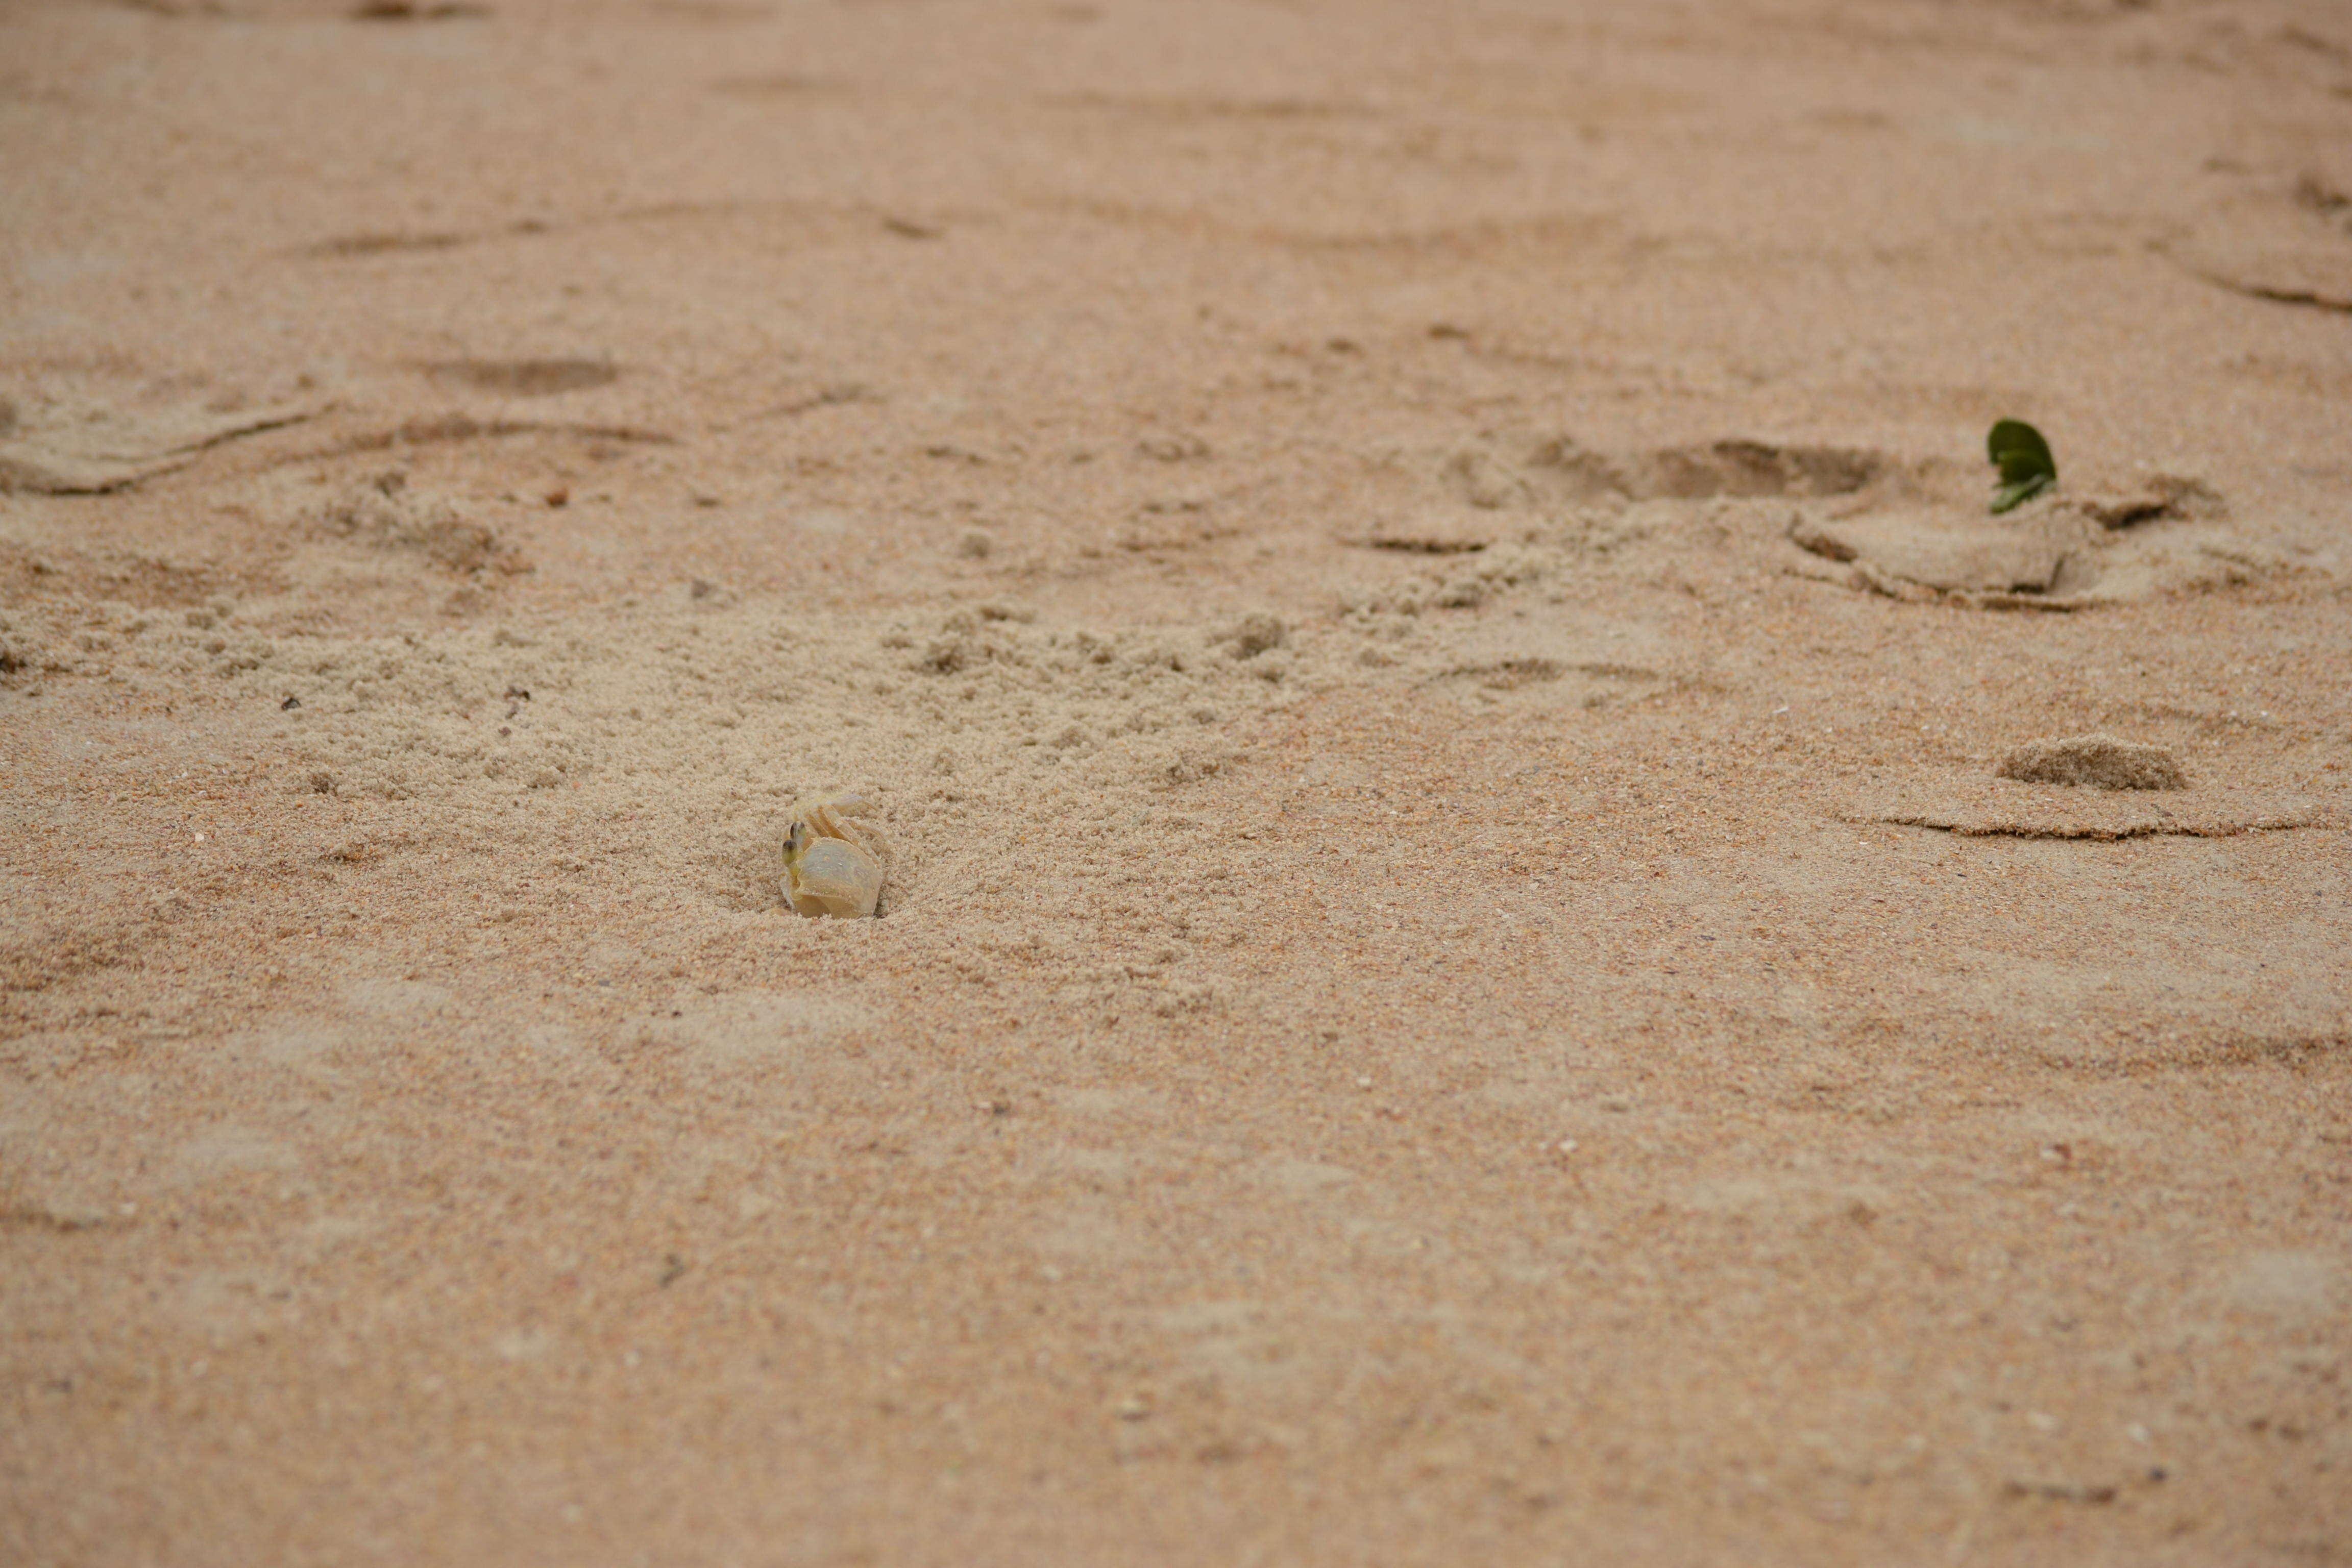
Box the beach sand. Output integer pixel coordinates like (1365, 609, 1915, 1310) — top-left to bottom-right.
(3, 0, 2348, 1561)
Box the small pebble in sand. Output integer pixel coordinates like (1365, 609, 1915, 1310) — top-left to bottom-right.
(1995, 734, 2186, 791)
(779, 792, 890, 918)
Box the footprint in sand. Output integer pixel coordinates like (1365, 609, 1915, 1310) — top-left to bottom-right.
(1353, 430, 1882, 554)
(0, 387, 323, 495)
(1847, 736, 2325, 842)
(1354, 429, 2304, 611)
(1779, 465, 2288, 609)
(2164, 170, 2352, 315)
(423, 359, 621, 397)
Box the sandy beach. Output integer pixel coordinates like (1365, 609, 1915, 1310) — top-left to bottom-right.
(3, 0, 2348, 1561)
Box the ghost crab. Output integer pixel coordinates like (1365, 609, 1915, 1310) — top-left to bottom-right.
(779, 792, 891, 918)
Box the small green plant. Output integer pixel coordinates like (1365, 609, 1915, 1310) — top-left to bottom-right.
(1987, 419, 2056, 514)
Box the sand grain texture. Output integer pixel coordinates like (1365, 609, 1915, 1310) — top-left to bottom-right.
(3, 1, 2349, 1564)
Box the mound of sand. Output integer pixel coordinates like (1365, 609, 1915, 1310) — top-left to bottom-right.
(1995, 734, 2188, 791)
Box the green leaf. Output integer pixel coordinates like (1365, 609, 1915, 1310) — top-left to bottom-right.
(1986, 419, 2057, 514)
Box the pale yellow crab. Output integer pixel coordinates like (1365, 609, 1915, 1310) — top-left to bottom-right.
(779, 792, 890, 918)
